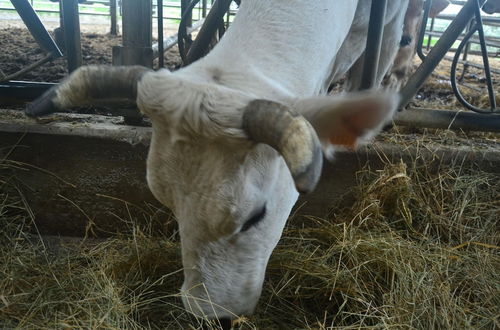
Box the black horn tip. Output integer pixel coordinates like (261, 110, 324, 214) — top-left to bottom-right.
(25, 89, 59, 117)
(218, 317, 233, 330)
(202, 317, 233, 330)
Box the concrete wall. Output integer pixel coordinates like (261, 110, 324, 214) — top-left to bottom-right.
(2, 110, 499, 237)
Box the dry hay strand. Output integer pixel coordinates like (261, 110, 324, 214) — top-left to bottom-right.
(476, 87, 500, 109)
(260, 155, 499, 329)
(1, 141, 499, 329)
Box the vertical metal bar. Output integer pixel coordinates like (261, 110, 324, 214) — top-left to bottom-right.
(462, 19, 474, 61)
(181, 0, 192, 28)
(110, 0, 117, 36)
(359, 0, 387, 90)
(426, 17, 435, 51)
(417, 0, 433, 60)
(399, 0, 486, 109)
(196, 0, 201, 21)
(55, 1, 65, 50)
(202, 0, 207, 17)
(459, 19, 474, 82)
(58, 1, 64, 29)
(473, 0, 496, 110)
(61, 0, 82, 73)
(158, 0, 164, 68)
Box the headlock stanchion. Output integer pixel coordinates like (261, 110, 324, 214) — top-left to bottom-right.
(395, 0, 500, 132)
(399, 0, 489, 109)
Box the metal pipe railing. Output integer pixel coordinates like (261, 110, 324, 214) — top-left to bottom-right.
(395, 108, 500, 132)
(359, 0, 387, 90)
(400, 0, 488, 109)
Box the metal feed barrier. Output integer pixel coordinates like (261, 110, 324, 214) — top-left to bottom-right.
(414, 0, 498, 113)
(0, 0, 236, 123)
(395, 0, 500, 131)
(0, 0, 499, 131)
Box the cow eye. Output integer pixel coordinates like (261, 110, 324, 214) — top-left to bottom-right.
(241, 205, 266, 232)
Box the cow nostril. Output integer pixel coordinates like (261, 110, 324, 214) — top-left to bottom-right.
(218, 318, 232, 330)
(400, 35, 412, 47)
(202, 317, 233, 330)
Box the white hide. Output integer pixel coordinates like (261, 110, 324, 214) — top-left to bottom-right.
(137, 0, 403, 320)
(327, 0, 410, 91)
(483, 0, 500, 13)
(383, 0, 450, 91)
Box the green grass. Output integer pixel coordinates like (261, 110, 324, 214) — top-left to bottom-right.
(422, 37, 462, 49)
(0, 0, 207, 20)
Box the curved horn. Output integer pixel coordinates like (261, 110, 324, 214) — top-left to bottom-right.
(242, 100, 323, 194)
(25, 65, 151, 117)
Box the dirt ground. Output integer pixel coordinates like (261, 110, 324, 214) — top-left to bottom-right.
(0, 24, 499, 125)
(0, 27, 182, 83)
(1, 24, 498, 108)
(410, 54, 500, 111)
(0, 28, 119, 82)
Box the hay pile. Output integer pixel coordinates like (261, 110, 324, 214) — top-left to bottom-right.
(1, 137, 499, 329)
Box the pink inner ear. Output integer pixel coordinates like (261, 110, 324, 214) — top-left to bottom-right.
(328, 102, 384, 148)
(349, 103, 385, 131)
(329, 132, 357, 148)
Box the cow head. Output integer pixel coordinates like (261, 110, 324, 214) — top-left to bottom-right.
(26, 65, 398, 322)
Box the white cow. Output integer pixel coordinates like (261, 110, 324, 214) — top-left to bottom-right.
(483, 0, 500, 13)
(327, 0, 410, 91)
(383, 0, 450, 91)
(26, 0, 408, 325)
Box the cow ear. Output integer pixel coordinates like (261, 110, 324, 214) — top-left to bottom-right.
(294, 91, 399, 157)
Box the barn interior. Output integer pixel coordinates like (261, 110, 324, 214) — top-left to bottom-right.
(0, 0, 499, 329)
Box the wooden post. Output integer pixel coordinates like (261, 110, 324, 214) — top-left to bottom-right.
(112, 0, 153, 68)
(112, 0, 153, 124)
(60, 0, 82, 73)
